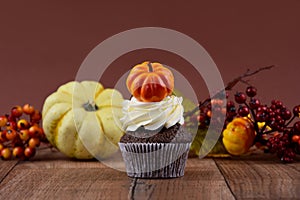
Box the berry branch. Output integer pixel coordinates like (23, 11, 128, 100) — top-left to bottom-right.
(186, 65, 300, 162)
(224, 65, 275, 90)
(184, 65, 275, 118)
(229, 88, 300, 162)
(0, 104, 48, 160)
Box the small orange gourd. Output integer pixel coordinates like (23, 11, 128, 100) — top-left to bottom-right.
(222, 117, 255, 155)
(126, 61, 174, 102)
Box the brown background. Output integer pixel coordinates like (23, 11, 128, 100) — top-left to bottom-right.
(0, 1, 299, 113)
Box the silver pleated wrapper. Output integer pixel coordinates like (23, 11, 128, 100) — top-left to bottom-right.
(119, 143, 191, 178)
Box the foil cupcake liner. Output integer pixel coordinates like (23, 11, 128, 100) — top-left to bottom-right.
(118, 143, 191, 178)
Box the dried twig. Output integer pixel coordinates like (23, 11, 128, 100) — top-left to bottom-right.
(225, 65, 274, 90)
(184, 65, 275, 118)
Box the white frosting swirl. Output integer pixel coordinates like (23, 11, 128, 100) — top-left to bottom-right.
(120, 95, 184, 131)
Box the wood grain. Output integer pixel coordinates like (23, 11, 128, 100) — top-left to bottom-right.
(0, 160, 18, 183)
(215, 155, 300, 199)
(132, 158, 235, 200)
(16, 149, 106, 169)
(17, 148, 126, 170)
(1, 150, 300, 200)
(0, 149, 131, 200)
(0, 167, 131, 200)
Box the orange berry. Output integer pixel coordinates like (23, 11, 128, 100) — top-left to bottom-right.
(0, 116, 8, 127)
(23, 104, 35, 115)
(207, 110, 212, 118)
(28, 125, 42, 138)
(19, 129, 30, 141)
(5, 129, 17, 141)
(1, 148, 12, 160)
(292, 135, 300, 143)
(30, 110, 42, 123)
(12, 146, 24, 158)
(11, 106, 23, 118)
(24, 147, 35, 158)
(28, 138, 40, 148)
(17, 119, 29, 130)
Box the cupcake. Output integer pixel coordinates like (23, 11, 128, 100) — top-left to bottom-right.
(119, 61, 192, 178)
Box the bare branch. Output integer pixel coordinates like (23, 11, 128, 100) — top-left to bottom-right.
(225, 65, 275, 90)
(184, 65, 275, 118)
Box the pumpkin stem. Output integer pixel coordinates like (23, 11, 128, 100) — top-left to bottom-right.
(83, 100, 99, 112)
(147, 62, 153, 72)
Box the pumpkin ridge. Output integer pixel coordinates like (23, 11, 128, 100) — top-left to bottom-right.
(59, 90, 73, 96)
(84, 83, 104, 101)
(140, 75, 152, 101)
(53, 108, 72, 149)
(43, 103, 71, 146)
(73, 113, 89, 158)
(94, 86, 104, 100)
(42, 92, 72, 116)
(130, 73, 146, 94)
(95, 89, 123, 108)
(155, 71, 173, 90)
(152, 73, 167, 87)
(97, 108, 124, 145)
(95, 112, 106, 144)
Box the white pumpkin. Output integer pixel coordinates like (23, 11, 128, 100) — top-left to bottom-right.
(42, 81, 124, 159)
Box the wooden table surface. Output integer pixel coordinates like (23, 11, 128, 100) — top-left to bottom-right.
(0, 149, 299, 200)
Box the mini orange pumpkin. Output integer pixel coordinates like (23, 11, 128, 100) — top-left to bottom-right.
(222, 117, 256, 155)
(126, 61, 174, 102)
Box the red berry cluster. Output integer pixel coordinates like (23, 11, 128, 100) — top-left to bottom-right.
(266, 120, 300, 162)
(233, 87, 294, 130)
(189, 85, 300, 162)
(194, 93, 240, 130)
(267, 132, 296, 162)
(196, 98, 227, 129)
(232, 86, 300, 162)
(190, 93, 237, 130)
(0, 104, 47, 160)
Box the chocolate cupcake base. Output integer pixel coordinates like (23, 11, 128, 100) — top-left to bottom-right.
(119, 143, 191, 178)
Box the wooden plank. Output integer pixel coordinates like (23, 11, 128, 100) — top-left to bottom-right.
(132, 158, 235, 200)
(17, 148, 126, 170)
(16, 149, 106, 169)
(0, 150, 131, 199)
(4, 148, 299, 200)
(215, 155, 300, 199)
(0, 160, 18, 183)
(0, 168, 132, 200)
(0, 148, 132, 199)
